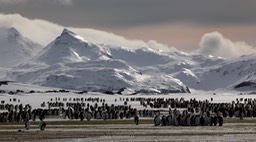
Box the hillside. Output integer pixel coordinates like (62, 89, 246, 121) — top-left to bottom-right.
(1, 27, 255, 93)
(0, 27, 42, 67)
(5, 29, 189, 94)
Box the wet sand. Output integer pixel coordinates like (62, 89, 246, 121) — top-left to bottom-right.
(1, 123, 256, 142)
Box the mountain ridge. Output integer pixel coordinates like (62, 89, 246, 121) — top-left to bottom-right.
(3, 28, 190, 94)
(0, 27, 43, 67)
(1, 27, 255, 93)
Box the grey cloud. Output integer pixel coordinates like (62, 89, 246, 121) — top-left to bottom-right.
(0, 0, 71, 5)
(1, 13, 256, 58)
(0, 0, 26, 4)
(0, 13, 147, 48)
(56, 0, 72, 5)
(0, 0, 256, 28)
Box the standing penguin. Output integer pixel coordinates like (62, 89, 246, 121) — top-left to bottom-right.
(134, 115, 139, 125)
(218, 115, 224, 126)
(85, 111, 92, 121)
(79, 110, 84, 121)
(161, 115, 167, 126)
(154, 115, 161, 126)
(200, 115, 205, 126)
(166, 115, 172, 126)
(39, 117, 46, 131)
(24, 111, 30, 130)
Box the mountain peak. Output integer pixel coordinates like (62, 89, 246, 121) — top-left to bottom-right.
(56, 28, 86, 44)
(37, 28, 112, 65)
(61, 28, 76, 36)
(8, 27, 21, 38)
(0, 27, 42, 67)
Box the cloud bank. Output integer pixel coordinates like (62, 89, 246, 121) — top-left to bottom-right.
(198, 32, 256, 58)
(0, 0, 72, 5)
(0, 13, 148, 49)
(54, 0, 72, 5)
(0, 0, 25, 4)
(0, 13, 179, 52)
(0, 13, 255, 58)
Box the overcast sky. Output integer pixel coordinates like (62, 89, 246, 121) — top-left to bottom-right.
(1, 0, 256, 52)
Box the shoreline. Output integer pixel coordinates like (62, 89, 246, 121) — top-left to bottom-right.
(1, 122, 256, 142)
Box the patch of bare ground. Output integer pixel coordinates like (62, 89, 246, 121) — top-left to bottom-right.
(1, 118, 256, 142)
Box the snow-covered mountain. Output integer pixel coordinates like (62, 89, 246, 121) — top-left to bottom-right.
(4, 29, 189, 94)
(0, 27, 42, 67)
(191, 54, 256, 91)
(168, 53, 256, 91)
(1, 27, 255, 93)
(35, 29, 113, 65)
(107, 43, 256, 92)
